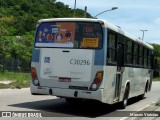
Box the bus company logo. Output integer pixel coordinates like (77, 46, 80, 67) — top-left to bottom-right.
(44, 57, 50, 63)
(2, 112, 12, 117)
(1, 112, 43, 118)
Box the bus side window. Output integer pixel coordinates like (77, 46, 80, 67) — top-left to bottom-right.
(144, 48, 148, 67)
(148, 50, 151, 68)
(126, 40, 132, 65)
(139, 45, 144, 66)
(107, 32, 117, 64)
(133, 43, 138, 65)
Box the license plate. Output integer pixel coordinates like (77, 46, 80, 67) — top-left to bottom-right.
(59, 77, 71, 82)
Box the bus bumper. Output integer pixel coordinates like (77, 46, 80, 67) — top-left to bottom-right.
(30, 82, 103, 102)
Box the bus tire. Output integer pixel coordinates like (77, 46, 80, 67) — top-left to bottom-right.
(139, 81, 148, 99)
(119, 85, 129, 109)
(139, 92, 145, 99)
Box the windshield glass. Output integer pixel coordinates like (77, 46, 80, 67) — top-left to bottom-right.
(35, 21, 103, 49)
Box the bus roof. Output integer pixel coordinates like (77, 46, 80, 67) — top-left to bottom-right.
(102, 20, 154, 50)
(38, 18, 154, 50)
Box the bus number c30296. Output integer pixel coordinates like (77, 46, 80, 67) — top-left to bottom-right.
(70, 59, 90, 65)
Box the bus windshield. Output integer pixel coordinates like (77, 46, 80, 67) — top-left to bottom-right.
(35, 22, 103, 49)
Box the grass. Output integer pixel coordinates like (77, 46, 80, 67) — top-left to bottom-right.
(0, 83, 10, 89)
(153, 77, 160, 81)
(0, 72, 30, 89)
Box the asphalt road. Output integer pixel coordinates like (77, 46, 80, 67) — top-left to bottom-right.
(0, 82, 160, 120)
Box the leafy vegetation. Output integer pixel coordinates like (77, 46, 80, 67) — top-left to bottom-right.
(0, 72, 30, 89)
(1, 0, 91, 35)
(0, 1, 159, 90)
(153, 77, 160, 81)
(0, 0, 92, 68)
(152, 44, 160, 63)
(0, 0, 159, 76)
(151, 44, 160, 77)
(0, 83, 10, 89)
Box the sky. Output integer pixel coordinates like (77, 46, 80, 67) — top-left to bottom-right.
(57, 0, 160, 44)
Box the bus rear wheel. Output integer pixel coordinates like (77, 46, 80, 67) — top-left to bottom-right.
(139, 90, 146, 99)
(119, 85, 129, 109)
(139, 81, 148, 99)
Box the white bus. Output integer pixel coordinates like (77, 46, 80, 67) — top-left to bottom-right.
(30, 18, 154, 108)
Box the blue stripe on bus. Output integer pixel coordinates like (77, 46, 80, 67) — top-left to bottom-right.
(32, 48, 40, 62)
(94, 28, 107, 66)
(94, 49, 105, 65)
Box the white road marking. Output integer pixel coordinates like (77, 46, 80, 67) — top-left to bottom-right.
(119, 103, 154, 120)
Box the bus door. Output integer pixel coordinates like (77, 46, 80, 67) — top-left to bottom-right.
(114, 42, 124, 101)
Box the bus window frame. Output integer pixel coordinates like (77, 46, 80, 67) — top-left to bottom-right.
(34, 21, 104, 50)
(107, 30, 117, 65)
(107, 29, 153, 69)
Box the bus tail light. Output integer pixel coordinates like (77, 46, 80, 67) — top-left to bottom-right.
(31, 68, 40, 86)
(90, 71, 103, 91)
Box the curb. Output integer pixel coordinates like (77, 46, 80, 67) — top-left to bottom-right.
(0, 81, 12, 84)
(155, 99, 160, 106)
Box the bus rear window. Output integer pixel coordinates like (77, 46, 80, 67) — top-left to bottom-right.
(35, 22, 103, 49)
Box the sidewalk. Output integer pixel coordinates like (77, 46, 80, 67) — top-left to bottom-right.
(140, 100, 160, 120)
(155, 99, 160, 112)
(0, 80, 12, 84)
(127, 99, 160, 120)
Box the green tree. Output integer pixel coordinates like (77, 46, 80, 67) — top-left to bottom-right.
(152, 44, 160, 61)
(0, 0, 92, 72)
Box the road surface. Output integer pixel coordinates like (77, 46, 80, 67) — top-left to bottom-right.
(0, 82, 160, 120)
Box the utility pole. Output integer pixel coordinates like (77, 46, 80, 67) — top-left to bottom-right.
(140, 30, 148, 41)
(73, 0, 76, 17)
(83, 6, 87, 18)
